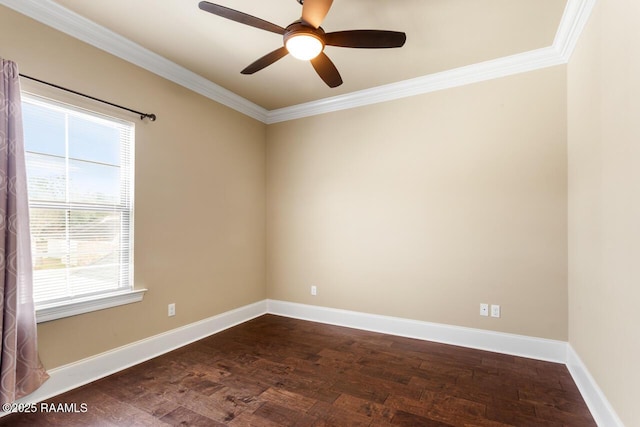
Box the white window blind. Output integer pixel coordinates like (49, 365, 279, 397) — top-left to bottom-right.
(22, 95, 134, 309)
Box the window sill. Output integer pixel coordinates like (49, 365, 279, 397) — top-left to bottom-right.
(36, 289, 147, 323)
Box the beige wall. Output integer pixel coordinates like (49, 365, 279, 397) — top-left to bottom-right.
(267, 67, 568, 340)
(568, 1, 640, 425)
(1, 7, 267, 369)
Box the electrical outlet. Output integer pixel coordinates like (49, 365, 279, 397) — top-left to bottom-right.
(480, 303, 489, 317)
(311, 286, 317, 296)
(168, 303, 176, 317)
(491, 304, 501, 318)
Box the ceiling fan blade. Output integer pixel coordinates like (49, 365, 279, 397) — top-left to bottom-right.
(325, 30, 407, 48)
(311, 52, 342, 88)
(199, 1, 285, 35)
(301, 0, 333, 29)
(241, 47, 289, 74)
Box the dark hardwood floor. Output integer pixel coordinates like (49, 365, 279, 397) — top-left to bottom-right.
(1, 314, 596, 426)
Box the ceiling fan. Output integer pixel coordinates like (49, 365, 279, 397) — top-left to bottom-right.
(198, 0, 407, 88)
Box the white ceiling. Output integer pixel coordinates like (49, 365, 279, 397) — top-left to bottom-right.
(2, 0, 596, 123)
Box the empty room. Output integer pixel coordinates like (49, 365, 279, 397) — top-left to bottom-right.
(0, 0, 637, 426)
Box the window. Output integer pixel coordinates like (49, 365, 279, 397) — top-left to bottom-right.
(22, 95, 143, 322)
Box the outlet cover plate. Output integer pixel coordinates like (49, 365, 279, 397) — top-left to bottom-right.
(491, 304, 501, 318)
(480, 303, 489, 316)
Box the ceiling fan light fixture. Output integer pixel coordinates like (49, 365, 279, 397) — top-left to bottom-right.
(285, 32, 324, 60)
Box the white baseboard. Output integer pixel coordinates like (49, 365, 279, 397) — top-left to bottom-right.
(566, 344, 625, 427)
(7, 298, 624, 427)
(10, 300, 267, 410)
(267, 299, 567, 363)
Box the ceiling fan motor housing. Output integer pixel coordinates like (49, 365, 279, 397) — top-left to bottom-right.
(285, 22, 325, 46)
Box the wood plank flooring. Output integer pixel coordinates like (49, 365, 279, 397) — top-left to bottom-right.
(0, 314, 596, 426)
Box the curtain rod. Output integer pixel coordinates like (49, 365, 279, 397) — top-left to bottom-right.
(19, 74, 156, 122)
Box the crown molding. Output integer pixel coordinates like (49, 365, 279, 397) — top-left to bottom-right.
(0, 0, 269, 122)
(1, 0, 595, 124)
(265, 46, 564, 123)
(554, 0, 598, 62)
(265, 0, 597, 123)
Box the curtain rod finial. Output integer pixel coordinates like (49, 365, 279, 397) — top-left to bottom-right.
(142, 113, 156, 121)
